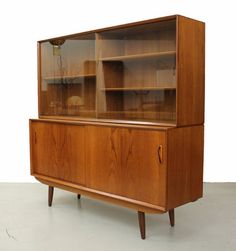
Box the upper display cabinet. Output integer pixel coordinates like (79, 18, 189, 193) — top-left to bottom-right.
(38, 15, 205, 126)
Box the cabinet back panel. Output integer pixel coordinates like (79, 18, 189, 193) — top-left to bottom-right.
(99, 20, 176, 58)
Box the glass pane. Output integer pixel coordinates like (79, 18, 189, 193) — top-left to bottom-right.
(97, 20, 176, 123)
(40, 34, 96, 118)
(39, 19, 176, 125)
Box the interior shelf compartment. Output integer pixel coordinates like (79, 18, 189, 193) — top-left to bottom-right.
(98, 19, 176, 59)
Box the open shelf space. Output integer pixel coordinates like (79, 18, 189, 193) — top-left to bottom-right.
(98, 19, 176, 59)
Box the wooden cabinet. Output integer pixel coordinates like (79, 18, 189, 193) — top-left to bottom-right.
(30, 15, 205, 239)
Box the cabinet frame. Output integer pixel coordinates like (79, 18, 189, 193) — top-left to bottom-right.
(30, 15, 205, 239)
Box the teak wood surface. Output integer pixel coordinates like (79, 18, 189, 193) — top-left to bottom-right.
(176, 16, 205, 126)
(86, 126, 166, 206)
(30, 120, 204, 212)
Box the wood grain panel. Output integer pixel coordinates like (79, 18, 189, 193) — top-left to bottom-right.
(85, 126, 122, 194)
(177, 16, 205, 126)
(30, 120, 85, 185)
(86, 125, 167, 206)
(167, 125, 204, 209)
(121, 128, 167, 206)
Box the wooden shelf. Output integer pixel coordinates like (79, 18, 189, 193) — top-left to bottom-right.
(98, 111, 176, 123)
(101, 86, 176, 91)
(100, 51, 176, 61)
(44, 73, 96, 81)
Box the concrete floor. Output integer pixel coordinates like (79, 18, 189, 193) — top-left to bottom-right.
(0, 183, 235, 251)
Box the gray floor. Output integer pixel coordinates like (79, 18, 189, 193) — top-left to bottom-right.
(0, 183, 235, 251)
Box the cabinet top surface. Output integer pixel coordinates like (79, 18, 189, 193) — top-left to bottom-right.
(38, 15, 204, 42)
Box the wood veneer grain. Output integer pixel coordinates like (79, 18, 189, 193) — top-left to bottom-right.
(177, 16, 205, 126)
(86, 126, 167, 206)
(30, 121, 85, 185)
(167, 125, 204, 209)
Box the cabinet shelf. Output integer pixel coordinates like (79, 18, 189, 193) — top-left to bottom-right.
(100, 51, 176, 61)
(44, 73, 96, 81)
(98, 110, 176, 123)
(101, 86, 176, 91)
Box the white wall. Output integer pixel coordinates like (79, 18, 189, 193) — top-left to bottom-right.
(0, 0, 235, 182)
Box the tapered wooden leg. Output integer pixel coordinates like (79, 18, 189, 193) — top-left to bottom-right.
(77, 194, 81, 199)
(138, 211, 146, 239)
(168, 209, 175, 227)
(48, 186, 54, 207)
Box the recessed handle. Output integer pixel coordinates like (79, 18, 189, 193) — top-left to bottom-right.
(157, 145, 163, 164)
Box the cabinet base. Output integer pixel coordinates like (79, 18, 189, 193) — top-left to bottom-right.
(35, 174, 165, 214)
(46, 183, 175, 239)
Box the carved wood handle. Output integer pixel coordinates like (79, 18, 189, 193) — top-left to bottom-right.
(157, 145, 163, 164)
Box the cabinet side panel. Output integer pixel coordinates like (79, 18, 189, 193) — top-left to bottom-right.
(29, 120, 35, 175)
(177, 16, 205, 126)
(167, 125, 204, 209)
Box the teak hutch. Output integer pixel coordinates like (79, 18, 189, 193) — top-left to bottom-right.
(29, 15, 205, 239)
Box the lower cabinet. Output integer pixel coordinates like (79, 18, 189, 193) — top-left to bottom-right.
(30, 119, 203, 212)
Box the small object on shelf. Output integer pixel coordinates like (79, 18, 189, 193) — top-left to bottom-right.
(67, 96, 83, 115)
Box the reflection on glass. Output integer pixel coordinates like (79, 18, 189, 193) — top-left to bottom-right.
(40, 34, 96, 117)
(97, 20, 176, 123)
(40, 20, 177, 124)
